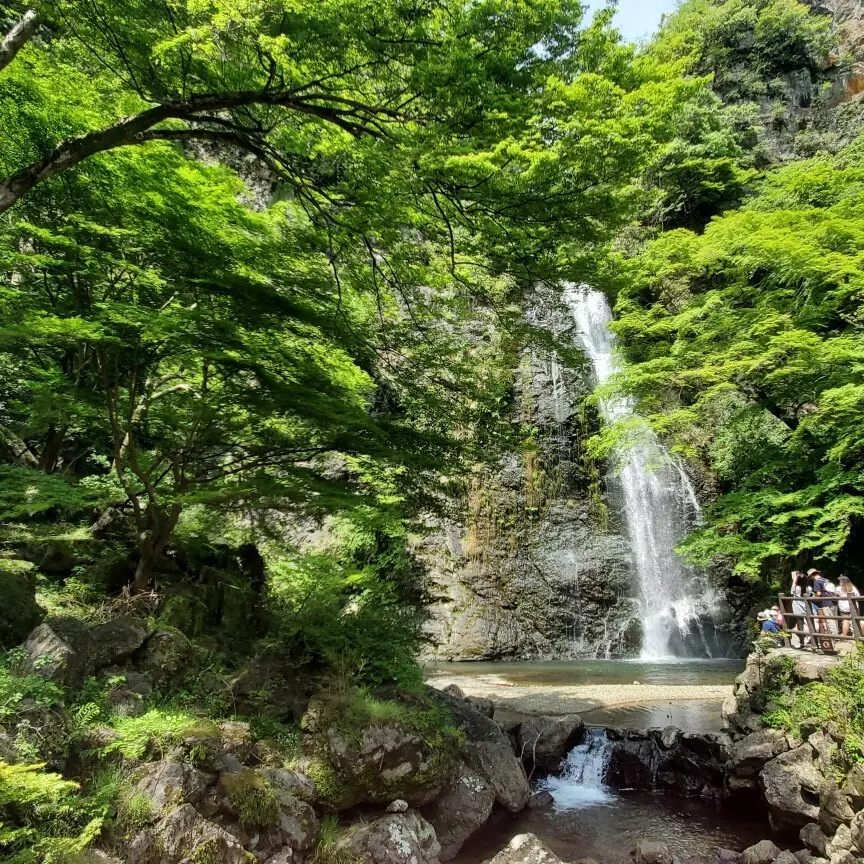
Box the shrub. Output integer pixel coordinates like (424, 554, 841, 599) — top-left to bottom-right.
(0, 761, 102, 864)
(310, 815, 362, 864)
(103, 709, 200, 760)
(763, 648, 864, 774)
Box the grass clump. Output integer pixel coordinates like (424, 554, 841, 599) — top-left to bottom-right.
(310, 815, 362, 864)
(223, 770, 280, 827)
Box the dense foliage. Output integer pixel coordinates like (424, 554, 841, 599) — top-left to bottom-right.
(1, 0, 864, 855)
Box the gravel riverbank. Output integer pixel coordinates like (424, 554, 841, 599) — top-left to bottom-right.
(427, 674, 732, 717)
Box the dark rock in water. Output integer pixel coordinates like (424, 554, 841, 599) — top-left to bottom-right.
(632, 839, 674, 864)
(741, 839, 782, 864)
(487, 834, 566, 864)
(717, 849, 742, 864)
(423, 764, 495, 861)
(760, 746, 822, 830)
(604, 727, 729, 799)
(517, 714, 584, 777)
(526, 790, 554, 810)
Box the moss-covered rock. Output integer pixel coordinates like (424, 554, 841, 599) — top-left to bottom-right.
(299, 690, 461, 810)
(0, 560, 43, 648)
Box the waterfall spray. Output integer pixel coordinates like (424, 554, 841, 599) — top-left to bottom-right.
(564, 284, 725, 659)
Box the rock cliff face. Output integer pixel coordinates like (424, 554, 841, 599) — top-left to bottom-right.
(420, 295, 638, 660)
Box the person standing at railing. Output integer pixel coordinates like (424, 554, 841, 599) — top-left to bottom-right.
(837, 576, 860, 638)
(810, 568, 839, 649)
(789, 570, 809, 648)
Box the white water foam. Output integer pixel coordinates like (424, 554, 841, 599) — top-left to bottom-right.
(542, 728, 615, 810)
(564, 284, 723, 660)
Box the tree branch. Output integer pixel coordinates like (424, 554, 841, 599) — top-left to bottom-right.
(0, 9, 38, 74)
(0, 88, 394, 215)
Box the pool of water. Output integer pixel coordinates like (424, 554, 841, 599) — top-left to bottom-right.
(427, 658, 744, 688)
(580, 700, 727, 733)
(453, 793, 772, 864)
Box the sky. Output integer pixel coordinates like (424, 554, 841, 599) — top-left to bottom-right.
(585, 0, 681, 44)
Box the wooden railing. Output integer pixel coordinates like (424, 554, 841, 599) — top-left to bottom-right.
(777, 594, 864, 653)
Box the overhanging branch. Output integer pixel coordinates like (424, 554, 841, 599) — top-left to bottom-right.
(0, 9, 38, 74)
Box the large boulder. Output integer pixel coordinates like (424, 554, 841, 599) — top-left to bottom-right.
(133, 628, 194, 687)
(88, 616, 149, 669)
(760, 746, 823, 831)
(133, 760, 212, 816)
(21, 618, 92, 688)
(217, 767, 318, 862)
(22, 616, 149, 690)
(819, 778, 855, 835)
(850, 810, 864, 854)
(427, 688, 530, 812)
(0, 563, 42, 649)
(486, 834, 565, 864)
(228, 647, 309, 722)
(339, 810, 441, 864)
(729, 730, 791, 779)
(422, 764, 496, 861)
(742, 840, 782, 864)
(301, 695, 460, 811)
(802, 823, 831, 858)
(127, 803, 249, 864)
(516, 715, 584, 777)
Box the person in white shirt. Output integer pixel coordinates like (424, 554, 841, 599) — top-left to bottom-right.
(837, 575, 860, 637)
(789, 570, 809, 648)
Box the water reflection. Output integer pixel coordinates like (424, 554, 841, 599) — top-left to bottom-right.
(454, 793, 770, 864)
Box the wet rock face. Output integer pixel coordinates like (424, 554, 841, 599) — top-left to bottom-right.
(516, 714, 585, 778)
(604, 726, 731, 799)
(421, 296, 638, 661)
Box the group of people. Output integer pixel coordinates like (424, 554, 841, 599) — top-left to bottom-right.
(757, 568, 861, 649)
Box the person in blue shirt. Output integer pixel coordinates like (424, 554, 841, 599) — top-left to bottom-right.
(758, 610, 781, 633)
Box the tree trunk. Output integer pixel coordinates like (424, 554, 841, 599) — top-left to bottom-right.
(0, 10, 38, 74)
(131, 503, 182, 594)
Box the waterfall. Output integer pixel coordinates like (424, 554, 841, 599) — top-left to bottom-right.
(564, 284, 725, 660)
(542, 728, 614, 809)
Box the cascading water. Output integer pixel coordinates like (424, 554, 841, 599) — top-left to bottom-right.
(564, 284, 726, 660)
(542, 728, 614, 809)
